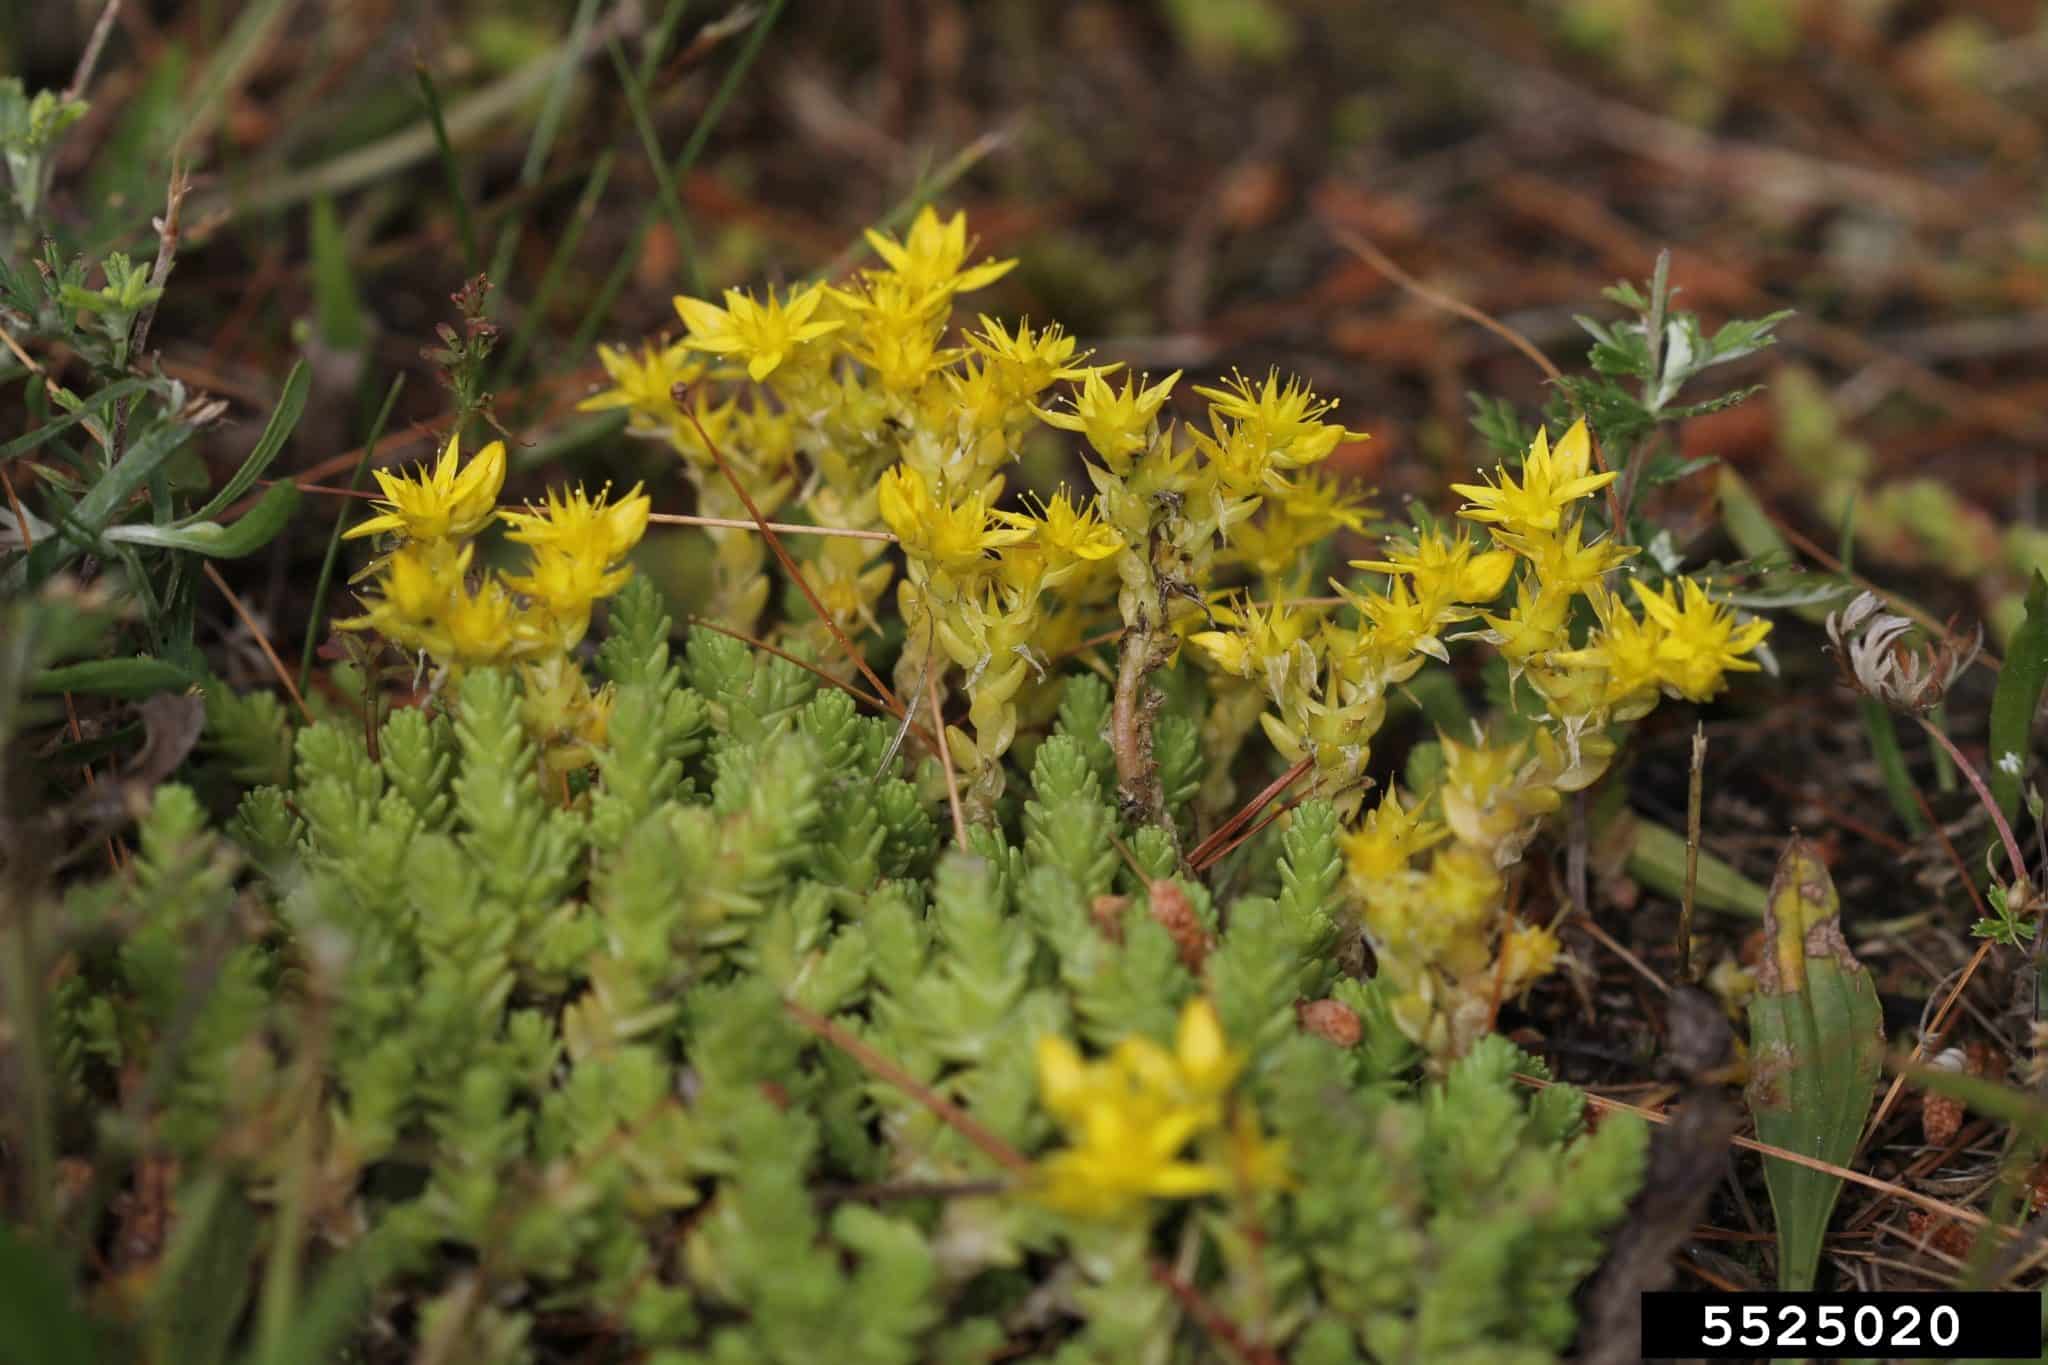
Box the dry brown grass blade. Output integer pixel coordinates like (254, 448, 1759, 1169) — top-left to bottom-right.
(1149, 1260, 1283, 1365)
(1520, 1075, 1997, 1233)
(1329, 227, 1563, 384)
(1575, 916, 1671, 998)
(782, 999, 1028, 1173)
(203, 560, 312, 723)
(649, 511, 896, 541)
(927, 660, 968, 851)
(673, 384, 906, 718)
(1189, 775, 1349, 874)
(1187, 756, 1312, 870)
(1325, 225, 1625, 531)
(789, 997, 1277, 1362)
(684, 615, 892, 717)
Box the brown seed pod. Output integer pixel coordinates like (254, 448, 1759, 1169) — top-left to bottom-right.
(1296, 998, 1363, 1048)
(1147, 879, 1212, 972)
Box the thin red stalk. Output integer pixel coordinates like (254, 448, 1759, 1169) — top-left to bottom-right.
(782, 1000, 1028, 1173)
(673, 384, 905, 717)
(1916, 715, 2027, 881)
(1187, 756, 1313, 869)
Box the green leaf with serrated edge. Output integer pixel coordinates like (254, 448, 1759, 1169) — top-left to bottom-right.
(1745, 836, 1884, 1290)
(32, 656, 193, 697)
(1990, 571, 2048, 823)
(105, 481, 299, 557)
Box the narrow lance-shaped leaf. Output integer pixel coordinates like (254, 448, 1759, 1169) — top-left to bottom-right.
(1745, 835, 1884, 1290)
(178, 360, 308, 525)
(31, 656, 195, 697)
(105, 481, 300, 558)
(1990, 571, 2048, 823)
(1625, 815, 1765, 919)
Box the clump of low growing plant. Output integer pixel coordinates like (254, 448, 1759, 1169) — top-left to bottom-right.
(3, 195, 1798, 1360)
(578, 209, 1779, 1057)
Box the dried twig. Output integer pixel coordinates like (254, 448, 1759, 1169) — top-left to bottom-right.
(782, 1000, 1027, 1173)
(1520, 1075, 1998, 1232)
(65, 0, 124, 103)
(928, 655, 968, 851)
(203, 561, 311, 723)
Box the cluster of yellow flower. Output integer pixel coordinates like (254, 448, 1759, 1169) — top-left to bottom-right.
(583, 207, 1772, 1056)
(586, 207, 1370, 817)
(342, 434, 649, 769)
(1031, 997, 1287, 1219)
(1200, 418, 1771, 1056)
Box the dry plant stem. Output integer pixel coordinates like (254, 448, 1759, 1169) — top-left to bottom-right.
(674, 386, 906, 717)
(112, 164, 188, 462)
(65, 0, 123, 101)
(780, 1000, 1028, 1174)
(0, 320, 109, 448)
(1149, 1260, 1283, 1365)
(1327, 226, 1626, 535)
(1187, 756, 1313, 869)
(1855, 787, 2000, 1163)
(203, 561, 312, 723)
(1111, 618, 1167, 827)
(1516, 1075, 1998, 1233)
(647, 511, 895, 541)
(1566, 790, 1589, 920)
(684, 615, 892, 718)
(1681, 724, 1705, 983)
(1778, 515, 2004, 674)
(1190, 770, 1351, 874)
(1576, 916, 1670, 997)
(928, 661, 968, 852)
(129, 162, 186, 362)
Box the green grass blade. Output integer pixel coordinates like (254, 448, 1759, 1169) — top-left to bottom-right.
(568, 0, 787, 356)
(1746, 836, 1884, 1290)
(179, 0, 296, 152)
(0, 1222, 103, 1365)
(500, 151, 614, 382)
(1859, 696, 1928, 836)
(673, 0, 787, 208)
(299, 375, 406, 689)
(1990, 571, 2048, 822)
(310, 197, 366, 351)
(521, 0, 604, 186)
(414, 65, 480, 276)
(608, 37, 699, 292)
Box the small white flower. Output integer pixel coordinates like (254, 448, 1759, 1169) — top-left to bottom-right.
(1999, 751, 2024, 776)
